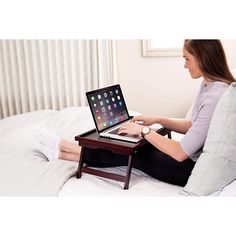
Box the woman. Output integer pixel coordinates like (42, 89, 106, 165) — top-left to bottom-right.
(35, 40, 235, 186)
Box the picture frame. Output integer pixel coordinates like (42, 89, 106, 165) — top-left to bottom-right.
(142, 39, 182, 57)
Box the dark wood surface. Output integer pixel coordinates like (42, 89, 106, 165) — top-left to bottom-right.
(75, 127, 172, 189)
(75, 127, 171, 155)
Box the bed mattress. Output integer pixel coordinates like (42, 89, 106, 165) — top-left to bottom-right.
(1, 107, 235, 196)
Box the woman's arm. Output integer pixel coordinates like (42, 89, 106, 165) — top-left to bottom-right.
(144, 130, 188, 162)
(159, 117, 192, 134)
(118, 122, 188, 162)
(132, 115, 192, 134)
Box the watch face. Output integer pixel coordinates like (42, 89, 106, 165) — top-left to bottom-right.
(141, 127, 150, 138)
(143, 127, 149, 134)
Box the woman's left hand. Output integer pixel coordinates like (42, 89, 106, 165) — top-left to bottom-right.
(118, 122, 143, 136)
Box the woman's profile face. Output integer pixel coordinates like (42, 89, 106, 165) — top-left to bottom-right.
(183, 48, 203, 79)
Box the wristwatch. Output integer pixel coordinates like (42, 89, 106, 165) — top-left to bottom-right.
(141, 127, 151, 138)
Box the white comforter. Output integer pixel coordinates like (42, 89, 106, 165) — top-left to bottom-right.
(1, 107, 235, 196)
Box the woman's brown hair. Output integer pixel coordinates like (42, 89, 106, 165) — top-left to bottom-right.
(184, 40, 235, 84)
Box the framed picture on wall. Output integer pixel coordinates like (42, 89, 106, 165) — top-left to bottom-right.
(142, 39, 183, 57)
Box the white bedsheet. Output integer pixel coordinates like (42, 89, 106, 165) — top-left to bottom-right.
(1, 106, 235, 196)
(60, 167, 183, 196)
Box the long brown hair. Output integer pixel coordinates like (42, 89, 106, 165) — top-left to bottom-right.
(184, 40, 235, 84)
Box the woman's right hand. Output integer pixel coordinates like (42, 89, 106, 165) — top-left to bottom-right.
(131, 115, 161, 126)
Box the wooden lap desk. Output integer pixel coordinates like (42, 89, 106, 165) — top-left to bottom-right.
(75, 127, 171, 190)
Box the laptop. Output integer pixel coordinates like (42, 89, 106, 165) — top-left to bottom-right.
(86, 84, 142, 143)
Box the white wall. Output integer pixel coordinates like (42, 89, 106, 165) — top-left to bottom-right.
(115, 40, 236, 118)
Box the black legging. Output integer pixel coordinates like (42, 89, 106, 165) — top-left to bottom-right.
(83, 143, 196, 187)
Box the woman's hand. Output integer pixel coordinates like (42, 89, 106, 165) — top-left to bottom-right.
(118, 122, 143, 136)
(131, 115, 160, 126)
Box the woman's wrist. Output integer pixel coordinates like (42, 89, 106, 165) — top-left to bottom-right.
(156, 116, 163, 125)
(141, 126, 151, 138)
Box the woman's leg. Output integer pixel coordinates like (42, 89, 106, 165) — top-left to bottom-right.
(59, 139, 81, 155)
(82, 145, 195, 186)
(58, 139, 81, 161)
(57, 138, 195, 186)
(34, 128, 81, 162)
(132, 146, 196, 186)
(83, 148, 128, 167)
(59, 150, 80, 162)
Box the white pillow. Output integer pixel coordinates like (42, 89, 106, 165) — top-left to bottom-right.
(183, 82, 236, 196)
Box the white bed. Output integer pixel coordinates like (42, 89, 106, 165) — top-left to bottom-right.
(0, 106, 235, 196)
